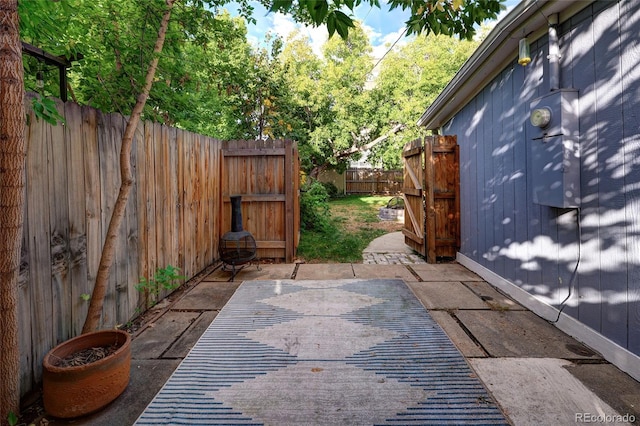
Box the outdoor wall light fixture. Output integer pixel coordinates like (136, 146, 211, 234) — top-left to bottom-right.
(518, 37, 531, 66)
(36, 70, 44, 89)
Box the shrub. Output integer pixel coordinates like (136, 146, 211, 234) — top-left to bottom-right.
(300, 180, 333, 232)
(321, 181, 339, 198)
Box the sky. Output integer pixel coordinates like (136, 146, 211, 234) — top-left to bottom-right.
(225, 0, 521, 60)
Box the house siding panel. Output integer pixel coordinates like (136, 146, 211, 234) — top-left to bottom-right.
(502, 68, 517, 284)
(447, 0, 640, 354)
(590, 2, 628, 348)
(569, 11, 601, 330)
(620, 1, 640, 354)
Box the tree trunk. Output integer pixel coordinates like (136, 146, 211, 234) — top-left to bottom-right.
(0, 0, 25, 422)
(82, 0, 175, 333)
(308, 123, 406, 178)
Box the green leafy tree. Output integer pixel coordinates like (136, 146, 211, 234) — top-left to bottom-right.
(281, 23, 380, 177)
(368, 32, 481, 168)
(232, 33, 301, 140)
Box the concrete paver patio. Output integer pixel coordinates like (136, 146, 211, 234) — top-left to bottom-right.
(39, 248, 640, 425)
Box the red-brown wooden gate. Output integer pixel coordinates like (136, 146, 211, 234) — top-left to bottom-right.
(402, 136, 460, 263)
(220, 139, 299, 262)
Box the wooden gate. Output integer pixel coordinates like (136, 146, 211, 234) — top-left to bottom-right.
(220, 139, 299, 262)
(402, 136, 460, 263)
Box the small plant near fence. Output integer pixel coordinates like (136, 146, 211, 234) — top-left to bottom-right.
(135, 265, 185, 305)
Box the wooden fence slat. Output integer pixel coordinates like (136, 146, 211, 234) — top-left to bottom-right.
(201, 136, 210, 266)
(176, 130, 186, 277)
(154, 123, 167, 299)
(144, 122, 157, 303)
(64, 103, 88, 336)
(49, 98, 71, 346)
(425, 137, 437, 263)
(136, 119, 149, 309)
(83, 107, 101, 324)
(197, 134, 207, 271)
(257, 241, 287, 249)
(112, 115, 130, 323)
(126, 120, 142, 312)
(25, 99, 54, 383)
(222, 194, 286, 202)
(212, 139, 221, 264)
(285, 140, 294, 262)
(222, 148, 285, 156)
(18, 209, 32, 392)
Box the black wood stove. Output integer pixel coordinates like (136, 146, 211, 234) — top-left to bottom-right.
(219, 195, 257, 280)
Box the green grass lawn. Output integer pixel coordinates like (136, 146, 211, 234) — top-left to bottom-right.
(296, 195, 402, 263)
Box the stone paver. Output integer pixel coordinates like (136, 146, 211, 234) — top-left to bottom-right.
(457, 310, 601, 359)
(294, 263, 355, 280)
(407, 281, 490, 310)
(131, 311, 200, 359)
(428, 310, 487, 358)
(206, 263, 296, 281)
(172, 281, 240, 310)
(57, 359, 182, 426)
(352, 263, 417, 280)
(470, 358, 631, 426)
(564, 362, 640, 421)
(411, 263, 483, 281)
(362, 252, 426, 264)
(163, 310, 218, 358)
(462, 280, 526, 311)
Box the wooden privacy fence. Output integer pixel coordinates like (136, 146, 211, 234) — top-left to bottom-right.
(345, 169, 403, 194)
(402, 136, 460, 263)
(15, 96, 299, 397)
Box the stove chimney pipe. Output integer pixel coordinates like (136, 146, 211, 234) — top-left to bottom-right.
(230, 195, 244, 232)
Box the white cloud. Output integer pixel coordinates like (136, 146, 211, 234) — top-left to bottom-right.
(360, 22, 383, 45)
(269, 13, 328, 58)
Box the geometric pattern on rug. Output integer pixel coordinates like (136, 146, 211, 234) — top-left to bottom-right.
(135, 279, 508, 425)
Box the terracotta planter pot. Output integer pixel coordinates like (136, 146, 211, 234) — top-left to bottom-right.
(42, 329, 131, 418)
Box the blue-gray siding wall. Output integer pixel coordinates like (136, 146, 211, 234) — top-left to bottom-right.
(443, 0, 640, 355)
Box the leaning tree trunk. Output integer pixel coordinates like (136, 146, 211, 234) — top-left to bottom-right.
(82, 0, 176, 333)
(0, 0, 25, 422)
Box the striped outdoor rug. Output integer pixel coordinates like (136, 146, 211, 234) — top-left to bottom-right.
(135, 279, 508, 425)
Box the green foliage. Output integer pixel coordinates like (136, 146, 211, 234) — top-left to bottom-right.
(18, 0, 500, 173)
(321, 181, 339, 198)
(264, 0, 503, 40)
(135, 265, 185, 298)
(20, 1, 258, 139)
(367, 33, 480, 168)
(297, 226, 385, 263)
(7, 412, 18, 426)
(80, 293, 91, 302)
(30, 95, 65, 126)
(299, 180, 333, 232)
(390, 0, 504, 40)
(297, 195, 390, 263)
(282, 24, 379, 175)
